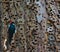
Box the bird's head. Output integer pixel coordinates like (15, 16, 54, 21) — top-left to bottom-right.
(9, 19, 14, 24)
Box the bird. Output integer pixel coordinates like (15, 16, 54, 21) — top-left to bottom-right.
(8, 20, 16, 45)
